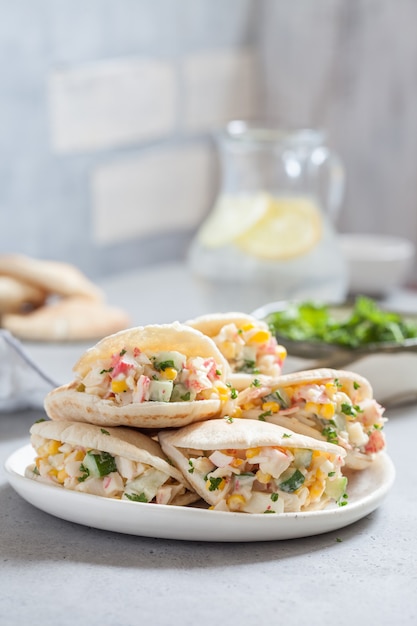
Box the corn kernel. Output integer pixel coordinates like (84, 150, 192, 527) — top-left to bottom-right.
(276, 346, 287, 360)
(48, 440, 61, 455)
(309, 479, 325, 500)
(111, 379, 128, 393)
(220, 340, 236, 360)
(255, 469, 272, 484)
(57, 469, 68, 483)
(74, 450, 85, 462)
(231, 406, 243, 418)
(261, 401, 279, 413)
(215, 385, 230, 402)
(246, 447, 261, 459)
(247, 329, 270, 344)
(241, 323, 254, 331)
(230, 457, 244, 468)
(48, 468, 58, 477)
(227, 494, 246, 510)
(159, 367, 177, 380)
(319, 403, 335, 419)
(305, 402, 319, 415)
(285, 386, 294, 399)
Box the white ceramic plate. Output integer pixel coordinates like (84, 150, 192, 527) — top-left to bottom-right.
(5, 444, 395, 542)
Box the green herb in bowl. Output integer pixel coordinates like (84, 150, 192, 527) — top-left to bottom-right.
(264, 296, 417, 350)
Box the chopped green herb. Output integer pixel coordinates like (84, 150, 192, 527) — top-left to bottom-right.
(336, 537, 343, 543)
(251, 378, 261, 387)
(119, 349, 127, 356)
(328, 471, 336, 477)
(32, 466, 40, 475)
(230, 387, 238, 399)
(78, 463, 90, 482)
(263, 510, 276, 514)
(188, 460, 195, 474)
(236, 360, 257, 373)
(353, 381, 361, 390)
(265, 296, 417, 348)
(34, 418, 46, 424)
(322, 426, 339, 445)
(207, 476, 224, 491)
(154, 359, 175, 371)
(215, 369, 222, 376)
(333, 378, 342, 389)
(282, 433, 292, 438)
(224, 415, 234, 423)
(125, 492, 148, 502)
(271, 492, 279, 502)
(100, 367, 114, 374)
(341, 403, 357, 416)
(258, 410, 272, 421)
(100, 428, 110, 435)
(180, 392, 191, 401)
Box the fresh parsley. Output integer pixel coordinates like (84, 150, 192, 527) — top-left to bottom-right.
(265, 296, 417, 348)
(125, 492, 148, 502)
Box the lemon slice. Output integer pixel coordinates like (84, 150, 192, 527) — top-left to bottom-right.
(235, 196, 322, 260)
(198, 193, 270, 248)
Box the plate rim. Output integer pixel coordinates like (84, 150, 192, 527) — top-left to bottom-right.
(4, 444, 395, 542)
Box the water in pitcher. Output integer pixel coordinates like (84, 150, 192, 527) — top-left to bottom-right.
(188, 191, 348, 312)
(188, 122, 348, 312)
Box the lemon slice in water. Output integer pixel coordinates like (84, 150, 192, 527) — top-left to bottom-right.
(236, 196, 322, 260)
(198, 193, 270, 248)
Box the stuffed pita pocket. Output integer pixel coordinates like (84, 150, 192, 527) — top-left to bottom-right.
(44, 322, 231, 429)
(26, 419, 199, 506)
(158, 418, 347, 513)
(185, 312, 287, 390)
(234, 368, 386, 470)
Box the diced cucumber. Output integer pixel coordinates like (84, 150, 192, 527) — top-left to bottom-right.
(293, 448, 313, 469)
(82, 451, 117, 477)
(170, 383, 196, 402)
(149, 379, 173, 402)
(332, 414, 346, 431)
(241, 346, 257, 363)
(123, 468, 169, 503)
(325, 475, 348, 501)
(278, 468, 305, 493)
(153, 351, 186, 372)
(263, 388, 290, 409)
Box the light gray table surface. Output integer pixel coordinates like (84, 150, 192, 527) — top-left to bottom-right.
(1, 263, 417, 626)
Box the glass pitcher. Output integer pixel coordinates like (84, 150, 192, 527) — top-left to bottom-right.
(188, 120, 348, 312)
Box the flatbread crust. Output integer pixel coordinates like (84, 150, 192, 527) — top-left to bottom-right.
(0, 276, 46, 314)
(29, 420, 198, 506)
(44, 322, 230, 428)
(0, 254, 103, 300)
(2, 296, 131, 342)
(257, 368, 374, 401)
(159, 415, 346, 453)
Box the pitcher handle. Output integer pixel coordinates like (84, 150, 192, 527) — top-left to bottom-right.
(312, 146, 345, 224)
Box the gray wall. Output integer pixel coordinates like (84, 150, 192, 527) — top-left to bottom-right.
(1, 1, 417, 282)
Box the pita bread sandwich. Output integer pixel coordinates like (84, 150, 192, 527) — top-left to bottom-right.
(26, 419, 199, 506)
(234, 368, 386, 470)
(158, 418, 347, 514)
(44, 322, 231, 429)
(185, 312, 287, 390)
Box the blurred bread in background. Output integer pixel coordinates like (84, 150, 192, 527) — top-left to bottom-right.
(0, 254, 131, 341)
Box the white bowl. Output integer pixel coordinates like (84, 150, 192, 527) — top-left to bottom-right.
(339, 233, 415, 295)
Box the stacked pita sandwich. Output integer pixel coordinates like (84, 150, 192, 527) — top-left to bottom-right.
(26, 313, 387, 514)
